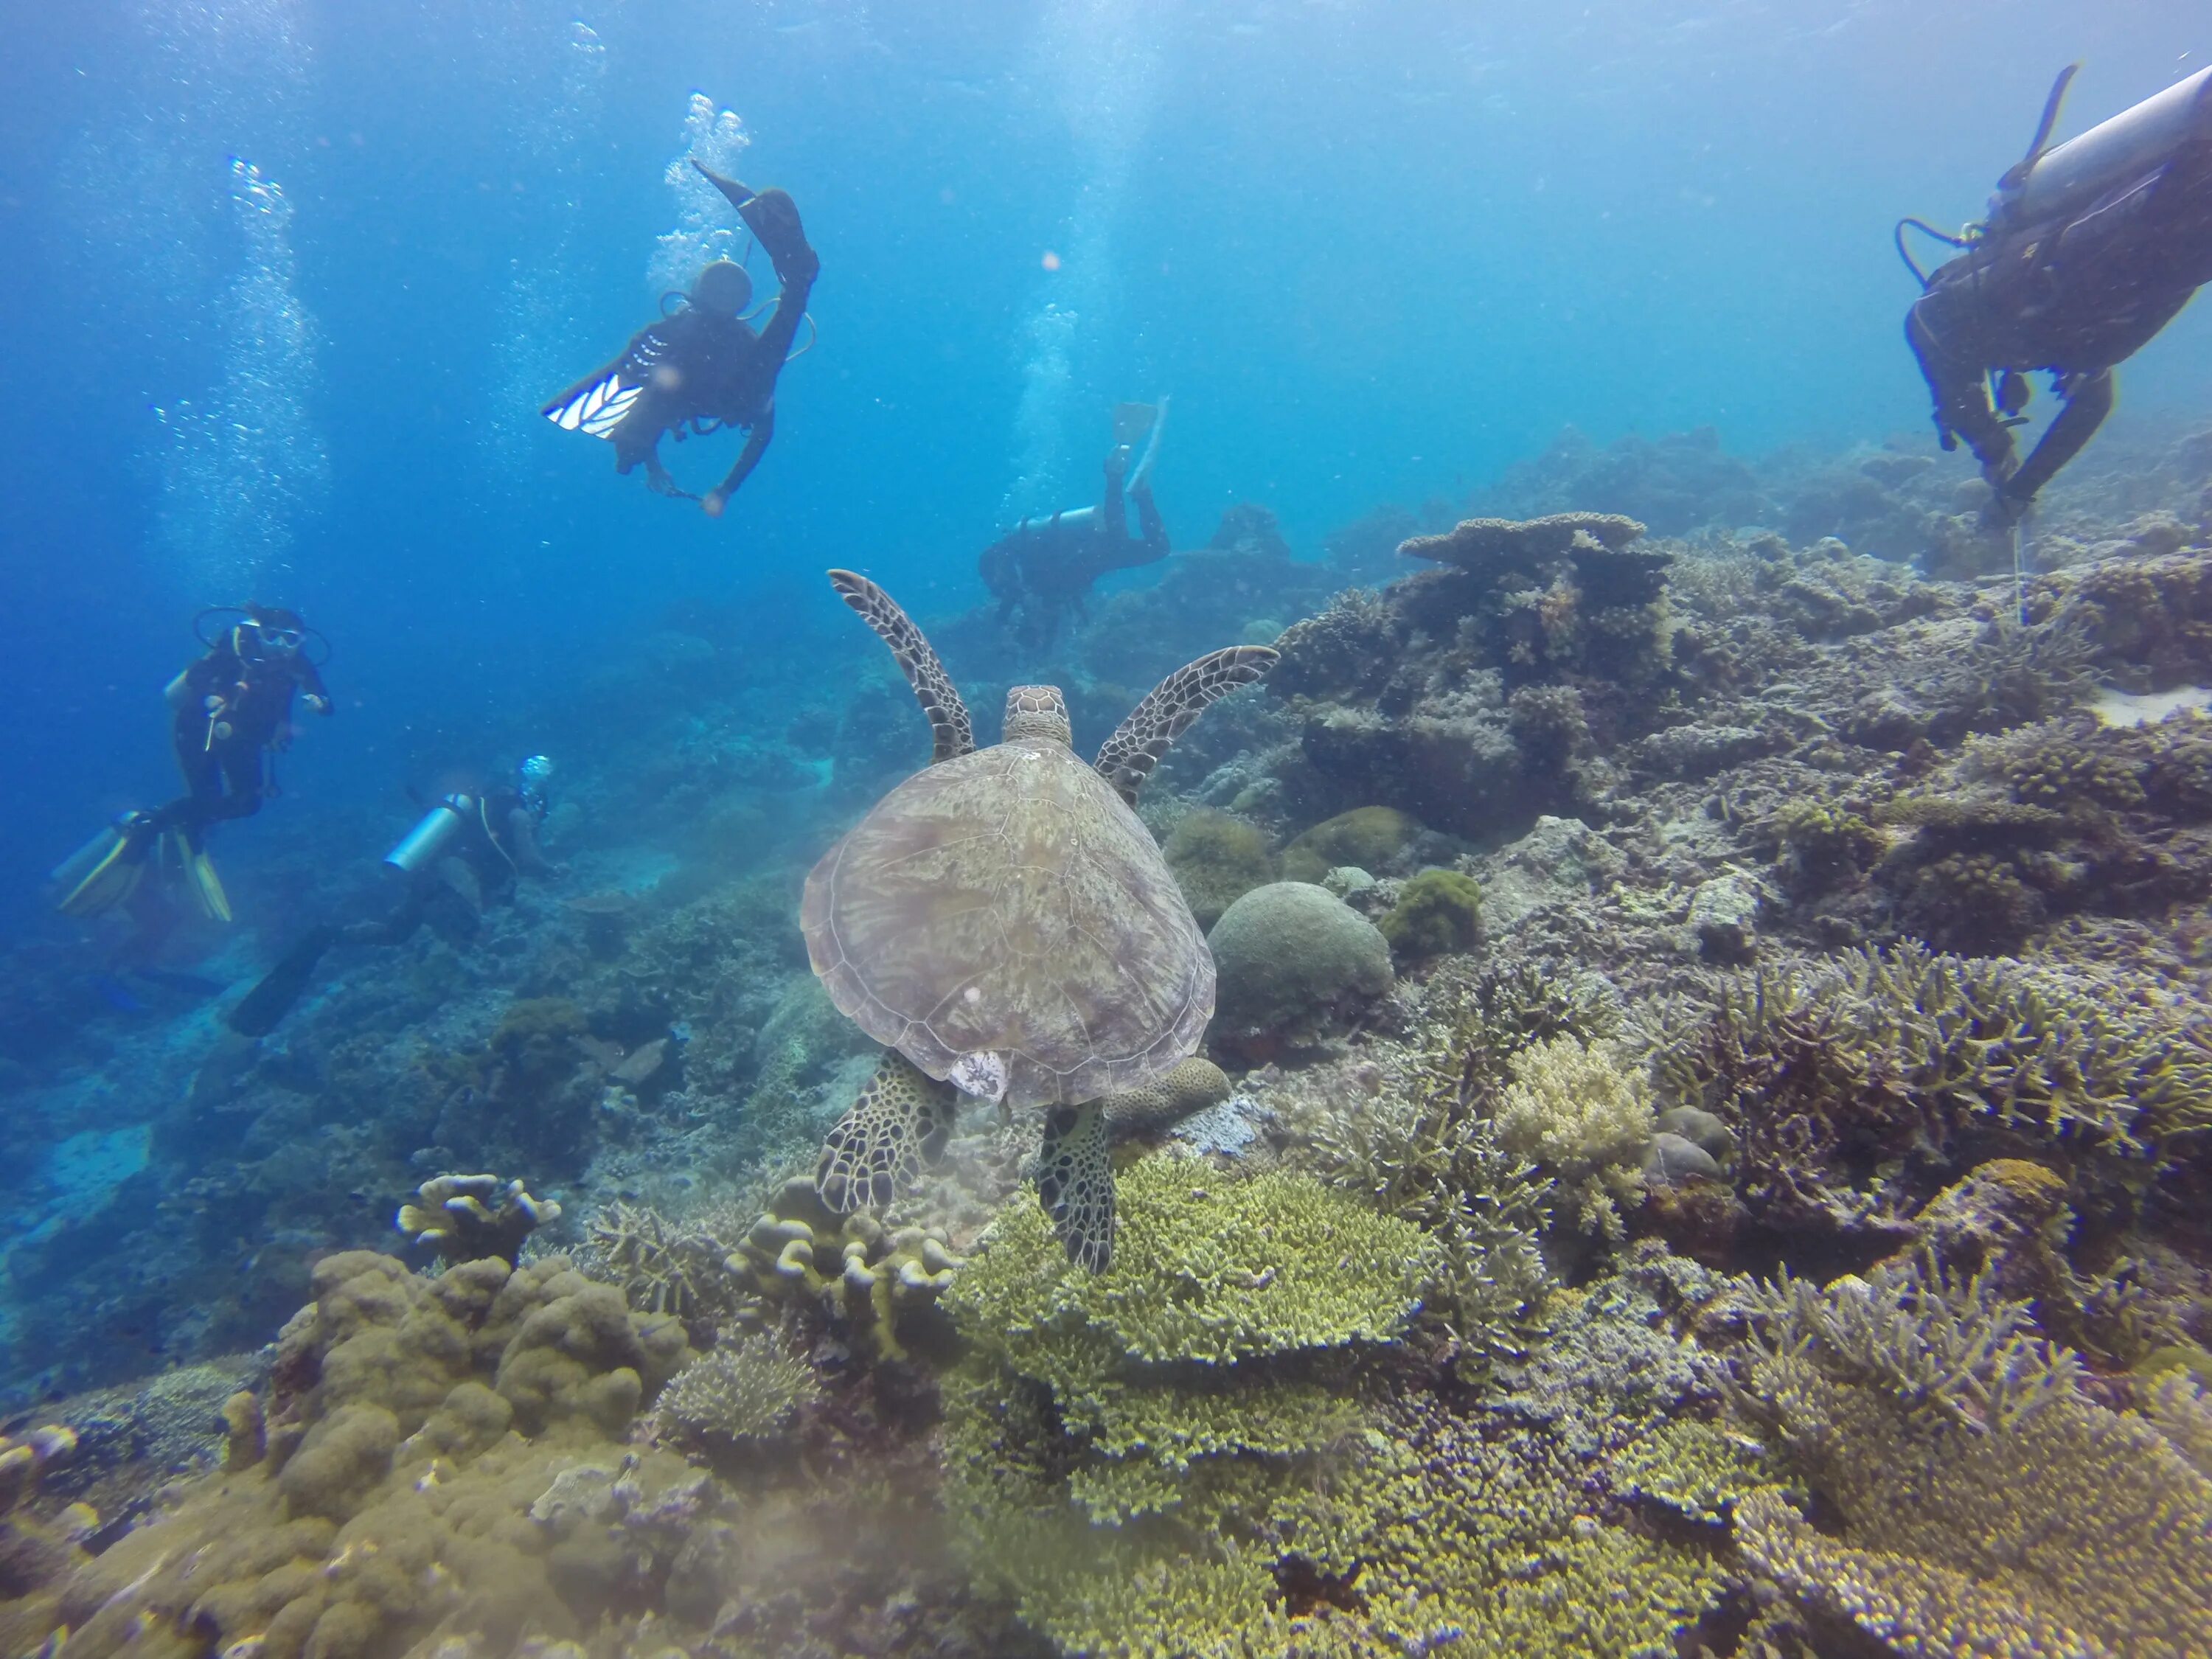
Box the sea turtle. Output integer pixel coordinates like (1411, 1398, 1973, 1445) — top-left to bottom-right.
(802, 568, 1277, 1270)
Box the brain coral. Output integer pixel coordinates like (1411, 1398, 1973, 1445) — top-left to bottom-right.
(1207, 881, 1393, 1051)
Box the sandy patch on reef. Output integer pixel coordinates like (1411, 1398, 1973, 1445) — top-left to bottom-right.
(2092, 685, 2212, 726)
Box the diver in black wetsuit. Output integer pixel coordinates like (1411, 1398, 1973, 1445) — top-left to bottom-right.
(226, 757, 561, 1037)
(979, 409, 1172, 647)
(544, 162, 819, 517)
(1904, 65, 2212, 526)
(54, 606, 335, 924)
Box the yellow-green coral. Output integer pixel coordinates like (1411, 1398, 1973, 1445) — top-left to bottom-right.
(656, 1333, 822, 1444)
(725, 1175, 964, 1359)
(1162, 809, 1277, 928)
(945, 1153, 1436, 1369)
(1731, 1254, 2212, 1659)
(1377, 867, 1483, 957)
(1279, 804, 1421, 883)
(1494, 1034, 1655, 1239)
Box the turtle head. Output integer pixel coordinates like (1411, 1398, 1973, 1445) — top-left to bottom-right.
(1004, 686, 1072, 746)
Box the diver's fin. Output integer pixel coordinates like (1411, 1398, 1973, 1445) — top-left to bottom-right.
(815, 1052, 961, 1213)
(170, 830, 232, 924)
(227, 924, 340, 1038)
(1126, 394, 1168, 491)
(542, 366, 641, 439)
(1112, 401, 1158, 448)
(54, 815, 156, 919)
(692, 164, 815, 286)
(1094, 643, 1279, 808)
(1035, 1102, 1115, 1273)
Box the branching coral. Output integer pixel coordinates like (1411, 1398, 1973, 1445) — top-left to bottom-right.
(396, 1173, 562, 1266)
(1649, 943, 2212, 1233)
(1300, 959, 1608, 1357)
(1729, 1253, 2212, 1659)
(1494, 1035, 1656, 1239)
(655, 1333, 823, 1445)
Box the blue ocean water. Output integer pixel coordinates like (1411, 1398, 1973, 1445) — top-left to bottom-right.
(4, 0, 2206, 928)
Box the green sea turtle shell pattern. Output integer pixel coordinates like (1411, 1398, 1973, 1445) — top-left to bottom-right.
(801, 736, 1213, 1110)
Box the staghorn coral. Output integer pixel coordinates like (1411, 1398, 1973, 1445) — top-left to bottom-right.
(581, 1199, 733, 1327)
(1729, 1253, 2212, 1659)
(1377, 867, 1483, 958)
(1493, 1034, 1656, 1239)
(396, 1172, 562, 1266)
(654, 1332, 823, 1446)
(1649, 942, 2212, 1237)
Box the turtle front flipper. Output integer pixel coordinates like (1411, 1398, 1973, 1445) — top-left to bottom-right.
(1034, 1102, 1115, 1272)
(816, 1051, 962, 1212)
(1093, 645, 1280, 807)
(827, 569, 975, 764)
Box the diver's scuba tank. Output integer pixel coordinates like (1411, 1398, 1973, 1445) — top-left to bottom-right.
(1995, 65, 2212, 232)
(386, 796, 472, 874)
(1014, 505, 1097, 537)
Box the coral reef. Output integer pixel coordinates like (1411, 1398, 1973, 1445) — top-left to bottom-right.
(1731, 1253, 2212, 1659)
(1648, 942, 2212, 1245)
(1206, 881, 1394, 1057)
(1494, 1034, 1656, 1239)
(1377, 866, 1484, 957)
(395, 1172, 562, 1265)
(1277, 804, 1424, 884)
(1161, 808, 1276, 928)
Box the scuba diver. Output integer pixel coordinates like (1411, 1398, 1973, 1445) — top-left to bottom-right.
(978, 400, 1172, 648)
(54, 605, 335, 924)
(1902, 63, 2212, 527)
(543, 161, 820, 518)
(227, 757, 560, 1037)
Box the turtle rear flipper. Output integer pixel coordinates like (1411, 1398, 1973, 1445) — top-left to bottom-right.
(1034, 1102, 1115, 1272)
(1094, 645, 1280, 807)
(828, 569, 975, 764)
(816, 1051, 961, 1212)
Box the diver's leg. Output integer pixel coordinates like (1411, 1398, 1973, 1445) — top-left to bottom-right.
(1130, 480, 1169, 559)
(1907, 299, 2015, 484)
(692, 163, 818, 288)
(1997, 368, 2113, 516)
(1099, 452, 1130, 540)
(205, 740, 267, 823)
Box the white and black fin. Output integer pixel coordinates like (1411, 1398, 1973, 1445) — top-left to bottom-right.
(1034, 1102, 1115, 1273)
(542, 370, 641, 439)
(815, 1051, 961, 1213)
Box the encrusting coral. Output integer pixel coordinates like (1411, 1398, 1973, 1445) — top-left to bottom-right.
(1729, 1253, 2212, 1659)
(38, 1250, 698, 1659)
(395, 1172, 562, 1265)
